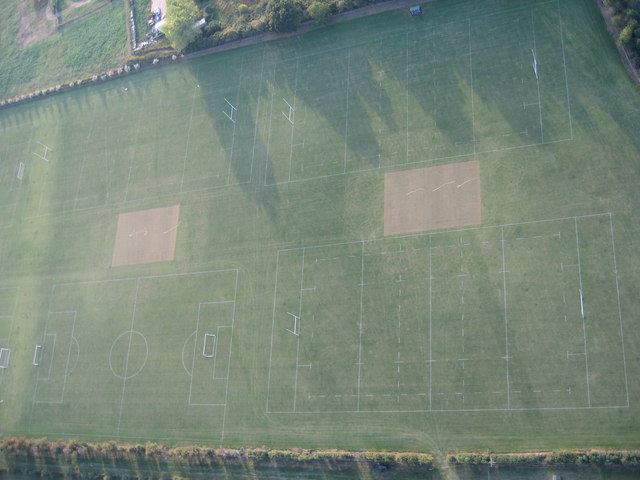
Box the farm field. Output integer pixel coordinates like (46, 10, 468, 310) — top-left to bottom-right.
(0, 0, 128, 100)
(0, 0, 639, 455)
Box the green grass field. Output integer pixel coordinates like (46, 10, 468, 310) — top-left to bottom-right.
(0, 0, 128, 100)
(0, 0, 639, 455)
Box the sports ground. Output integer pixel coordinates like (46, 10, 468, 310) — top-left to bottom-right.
(0, 0, 639, 454)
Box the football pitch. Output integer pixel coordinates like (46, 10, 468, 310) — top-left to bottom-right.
(0, 0, 639, 453)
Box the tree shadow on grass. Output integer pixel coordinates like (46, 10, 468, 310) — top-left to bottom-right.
(188, 49, 281, 222)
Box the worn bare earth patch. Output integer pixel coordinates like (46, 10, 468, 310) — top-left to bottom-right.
(112, 204, 181, 266)
(18, 2, 57, 49)
(384, 161, 481, 235)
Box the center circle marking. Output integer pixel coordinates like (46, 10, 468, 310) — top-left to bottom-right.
(108, 330, 148, 380)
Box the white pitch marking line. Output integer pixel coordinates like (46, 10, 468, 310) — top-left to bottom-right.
(405, 187, 425, 196)
(531, 11, 544, 143)
(117, 279, 140, 432)
(501, 226, 511, 410)
(266, 250, 282, 413)
(247, 49, 267, 185)
(343, 48, 352, 173)
(432, 180, 455, 192)
(163, 224, 179, 235)
(609, 214, 630, 407)
(179, 83, 199, 193)
(276, 214, 610, 255)
(468, 19, 476, 155)
(574, 217, 591, 407)
(405, 32, 410, 164)
(557, 3, 573, 140)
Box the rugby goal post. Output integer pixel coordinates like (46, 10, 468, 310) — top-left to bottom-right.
(282, 98, 295, 125)
(286, 312, 300, 336)
(202, 333, 216, 358)
(222, 98, 237, 124)
(531, 48, 539, 79)
(0, 348, 10, 369)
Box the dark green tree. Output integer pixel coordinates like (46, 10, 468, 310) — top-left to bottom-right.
(265, 0, 304, 32)
(164, 0, 202, 51)
(308, 1, 332, 24)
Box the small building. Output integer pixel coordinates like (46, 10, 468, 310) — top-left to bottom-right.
(410, 5, 422, 16)
(552, 476, 562, 480)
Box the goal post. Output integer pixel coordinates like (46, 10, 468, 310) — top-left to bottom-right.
(202, 333, 216, 358)
(33, 344, 42, 366)
(286, 312, 300, 336)
(0, 348, 10, 368)
(282, 98, 295, 125)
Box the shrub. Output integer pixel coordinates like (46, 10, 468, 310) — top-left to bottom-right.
(618, 20, 637, 46)
(204, 21, 223, 36)
(265, 0, 304, 32)
(163, 0, 202, 51)
(308, 1, 331, 24)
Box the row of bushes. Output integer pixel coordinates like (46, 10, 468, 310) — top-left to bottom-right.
(184, 0, 394, 53)
(604, 0, 640, 68)
(3, 438, 640, 479)
(0, 62, 144, 110)
(0, 437, 433, 469)
(0, 42, 182, 111)
(448, 450, 640, 467)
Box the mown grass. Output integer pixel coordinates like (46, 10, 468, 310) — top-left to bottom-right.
(58, 0, 112, 25)
(0, 0, 638, 458)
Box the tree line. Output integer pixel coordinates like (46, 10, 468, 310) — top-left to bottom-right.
(2, 437, 640, 479)
(163, 0, 389, 53)
(604, 0, 640, 68)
